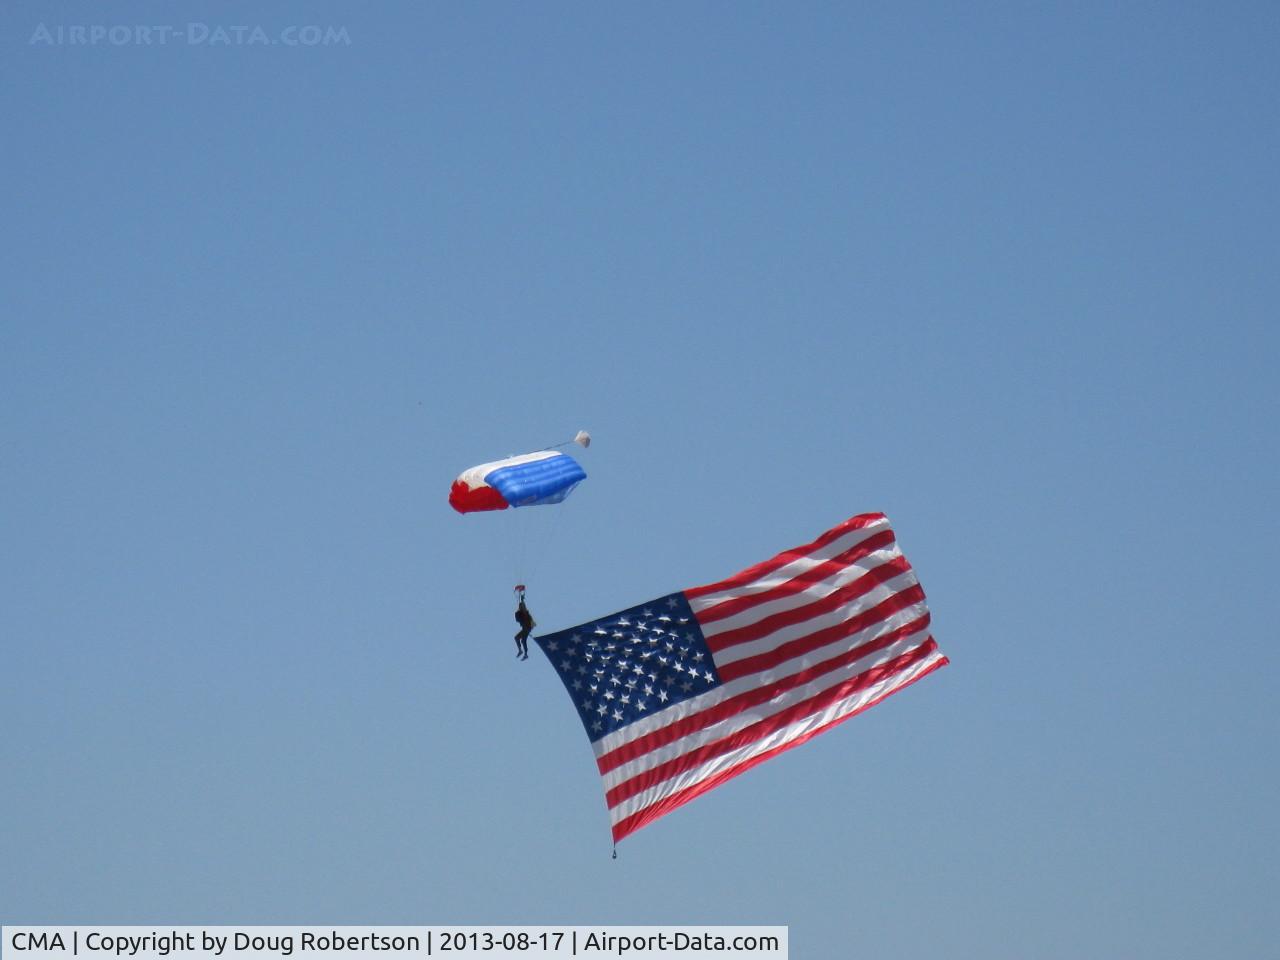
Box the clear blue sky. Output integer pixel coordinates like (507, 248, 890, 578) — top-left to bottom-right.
(2, 2, 1277, 956)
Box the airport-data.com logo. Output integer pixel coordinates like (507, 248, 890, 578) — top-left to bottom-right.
(29, 23, 352, 47)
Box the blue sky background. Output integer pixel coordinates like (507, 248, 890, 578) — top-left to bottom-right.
(2, 2, 1277, 956)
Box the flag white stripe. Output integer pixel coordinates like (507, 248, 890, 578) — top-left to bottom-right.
(707, 568, 923, 667)
(686, 517, 892, 613)
(599, 627, 934, 790)
(608, 644, 947, 826)
(696, 543, 905, 635)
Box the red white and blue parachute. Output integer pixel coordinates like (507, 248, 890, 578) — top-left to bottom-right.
(449, 431, 590, 514)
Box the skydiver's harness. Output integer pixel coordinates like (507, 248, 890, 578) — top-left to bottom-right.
(513, 585, 534, 631)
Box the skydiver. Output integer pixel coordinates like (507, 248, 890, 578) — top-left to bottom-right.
(514, 587, 536, 660)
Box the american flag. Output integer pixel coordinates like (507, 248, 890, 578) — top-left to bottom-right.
(535, 512, 948, 844)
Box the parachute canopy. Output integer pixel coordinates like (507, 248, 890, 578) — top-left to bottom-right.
(449, 449, 587, 514)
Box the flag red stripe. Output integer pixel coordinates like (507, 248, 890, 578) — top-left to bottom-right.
(704, 553, 914, 653)
(683, 513, 888, 601)
(596, 611, 932, 775)
(715, 583, 926, 684)
(610, 648, 949, 841)
(694, 528, 899, 625)
(606, 637, 940, 808)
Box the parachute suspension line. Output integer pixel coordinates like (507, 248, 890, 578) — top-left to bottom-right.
(527, 429, 586, 586)
(540, 429, 591, 452)
(512, 471, 579, 596)
(511, 508, 531, 596)
(540, 496, 569, 574)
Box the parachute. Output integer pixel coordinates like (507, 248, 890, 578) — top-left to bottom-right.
(449, 432, 590, 514)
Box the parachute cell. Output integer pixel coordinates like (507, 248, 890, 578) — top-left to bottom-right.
(449, 449, 587, 514)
